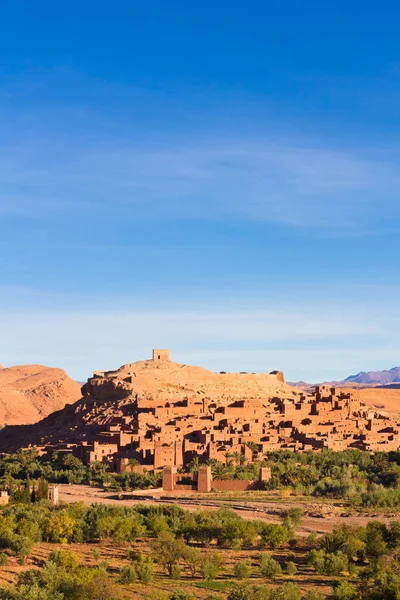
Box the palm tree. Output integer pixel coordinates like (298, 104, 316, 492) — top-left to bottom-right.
(232, 451, 242, 465)
(189, 456, 200, 474)
(211, 461, 225, 480)
(224, 452, 233, 467)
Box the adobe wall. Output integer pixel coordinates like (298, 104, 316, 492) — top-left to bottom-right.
(162, 463, 271, 492)
(212, 479, 255, 491)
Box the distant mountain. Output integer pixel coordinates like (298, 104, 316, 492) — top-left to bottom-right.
(289, 367, 400, 389)
(344, 367, 400, 386)
(287, 380, 312, 389)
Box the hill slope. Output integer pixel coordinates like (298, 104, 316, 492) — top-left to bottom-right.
(0, 365, 82, 425)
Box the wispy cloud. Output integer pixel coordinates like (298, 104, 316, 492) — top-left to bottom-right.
(1, 101, 400, 227)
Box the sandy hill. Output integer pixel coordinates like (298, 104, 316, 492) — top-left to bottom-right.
(0, 364, 82, 426)
(88, 358, 292, 402)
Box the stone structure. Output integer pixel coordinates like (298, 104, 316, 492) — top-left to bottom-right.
(197, 466, 213, 492)
(0, 491, 9, 505)
(48, 484, 59, 505)
(162, 464, 272, 492)
(152, 349, 171, 362)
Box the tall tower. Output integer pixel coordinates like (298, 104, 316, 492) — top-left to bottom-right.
(48, 484, 59, 505)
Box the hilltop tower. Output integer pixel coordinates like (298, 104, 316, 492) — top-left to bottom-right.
(152, 349, 171, 362)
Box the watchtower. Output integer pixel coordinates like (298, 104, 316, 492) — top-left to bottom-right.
(162, 465, 177, 491)
(48, 484, 59, 506)
(0, 491, 9, 505)
(197, 466, 212, 492)
(152, 349, 171, 362)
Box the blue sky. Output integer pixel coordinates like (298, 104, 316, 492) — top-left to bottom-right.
(1, 1, 400, 382)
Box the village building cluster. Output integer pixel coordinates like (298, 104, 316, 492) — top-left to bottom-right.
(42, 350, 400, 474)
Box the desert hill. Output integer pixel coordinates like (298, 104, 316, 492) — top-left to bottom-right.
(0, 364, 82, 426)
(87, 357, 291, 402)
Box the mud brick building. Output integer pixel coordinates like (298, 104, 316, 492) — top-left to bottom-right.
(25, 350, 400, 472)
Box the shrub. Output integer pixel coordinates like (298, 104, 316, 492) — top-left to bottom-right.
(348, 562, 357, 576)
(270, 583, 302, 600)
(259, 553, 282, 579)
(99, 560, 109, 572)
(48, 549, 80, 572)
(93, 549, 101, 561)
(0, 553, 8, 566)
(119, 565, 137, 584)
(169, 591, 194, 600)
(332, 581, 356, 600)
(228, 584, 255, 600)
(147, 593, 169, 600)
(82, 571, 121, 599)
(286, 552, 296, 562)
(303, 591, 326, 600)
(307, 532, 318, 547)
(260, 524, 290, 549)
(286, 561, 297, 576)
(234, 561, 250, 579)
(307, 549, 348, 576)
(135, 554, 154, 584)
(280, 508, 303, 529)
(170, 564, 182, 580)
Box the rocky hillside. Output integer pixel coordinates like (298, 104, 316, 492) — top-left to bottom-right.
(0, 364, 82, 425)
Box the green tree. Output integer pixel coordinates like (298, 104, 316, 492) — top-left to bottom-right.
(182, 545, 202, 577)
(37, 478, 49, 501)
(201, 553, 223, 581)
(151, 531, 187, 576)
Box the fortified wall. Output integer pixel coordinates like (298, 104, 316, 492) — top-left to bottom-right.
(162, 465, 272, 492)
